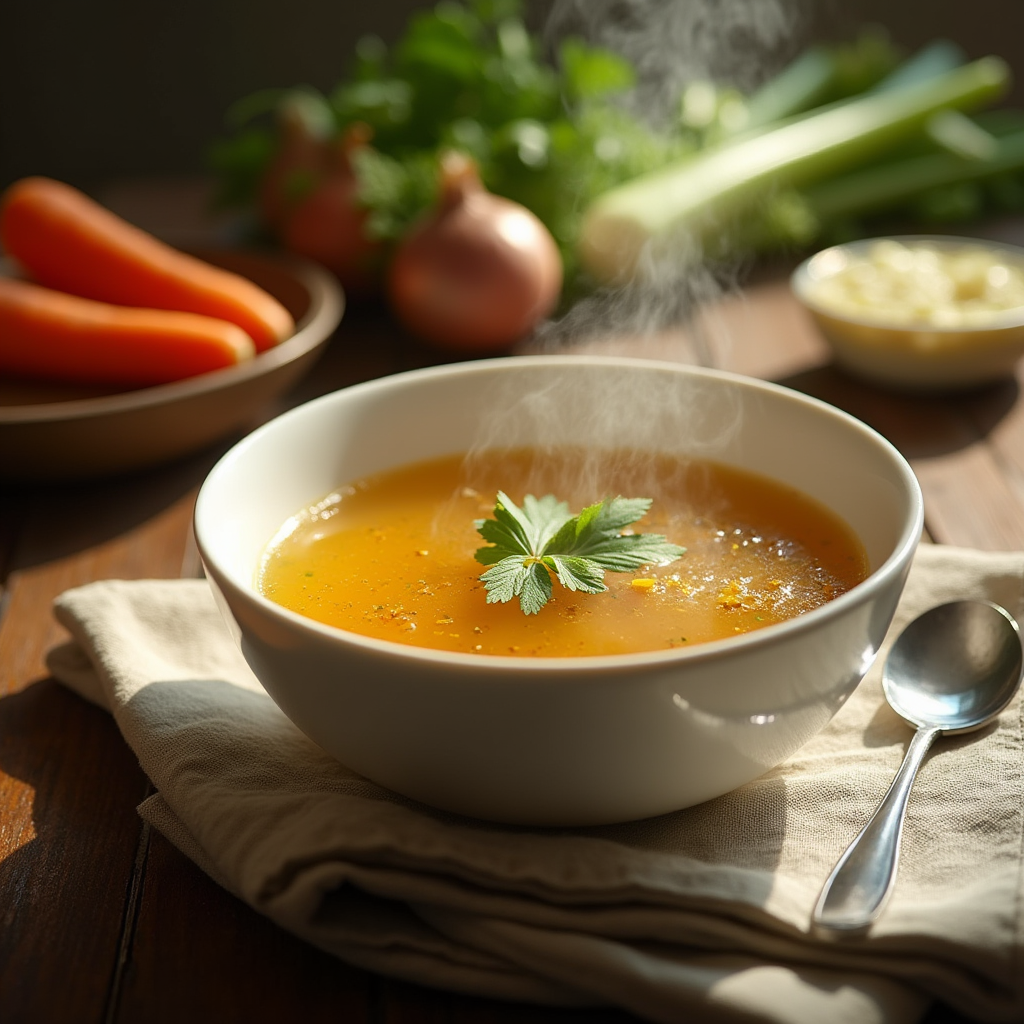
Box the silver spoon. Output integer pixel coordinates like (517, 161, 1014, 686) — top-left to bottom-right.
(812, 599, 1023, 937)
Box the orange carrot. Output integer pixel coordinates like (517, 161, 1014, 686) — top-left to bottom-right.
(0, 177, 295, 352)
(0, 277, 255, 386)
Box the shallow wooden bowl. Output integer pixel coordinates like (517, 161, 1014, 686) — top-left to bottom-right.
(0, 249, 344, 481)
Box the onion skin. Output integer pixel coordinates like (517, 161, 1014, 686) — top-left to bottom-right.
(281, 124, 384, 295)
(387, 153, 562, 352)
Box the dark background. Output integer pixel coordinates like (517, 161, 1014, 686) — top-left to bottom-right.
(2, 0, 1023, 193)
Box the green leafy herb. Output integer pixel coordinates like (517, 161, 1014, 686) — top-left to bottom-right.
(474, 492, 685, 615)
(210, 0, 1024, 290)
(207, 0, 693, 288)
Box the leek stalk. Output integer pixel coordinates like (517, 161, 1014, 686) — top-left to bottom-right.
(868, 39, 965, 93)
(806, 129, 1024, 224)
(739, 45, 837, 132)
(578, 56, 1010, 282)
(742, 128, 1024, 252)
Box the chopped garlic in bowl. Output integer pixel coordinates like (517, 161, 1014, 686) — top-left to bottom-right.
(811, 239, 1024, 326)
(792, 236, 1024, 391)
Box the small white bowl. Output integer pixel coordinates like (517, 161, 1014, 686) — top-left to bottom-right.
(194, 355, 923, 826)
(792, 235, 1024, 391)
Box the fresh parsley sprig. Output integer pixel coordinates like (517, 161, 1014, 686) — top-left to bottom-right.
(474, 492, 685, 615)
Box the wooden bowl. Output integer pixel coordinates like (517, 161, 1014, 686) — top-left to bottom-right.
(0, 249, 344, 481)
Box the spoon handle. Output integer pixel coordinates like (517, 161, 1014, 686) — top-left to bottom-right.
(812, 724, 941, 936)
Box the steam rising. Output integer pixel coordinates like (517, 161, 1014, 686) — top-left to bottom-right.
(545, 0, 802, 122)
(455, 361, 744, 510)
(536, 0, 809, 361)
(456, 1, 810, 512)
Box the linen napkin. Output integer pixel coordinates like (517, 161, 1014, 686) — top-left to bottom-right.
(48, 543, 1024, 1024)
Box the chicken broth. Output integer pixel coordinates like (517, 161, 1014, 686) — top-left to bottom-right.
(257, 448, 869, 657)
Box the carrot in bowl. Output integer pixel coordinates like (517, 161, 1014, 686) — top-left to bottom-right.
(0, 176, 294, 352)
(0, 277, 255, 386)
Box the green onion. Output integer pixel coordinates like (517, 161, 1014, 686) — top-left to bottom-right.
(578, 56, 1010, 281)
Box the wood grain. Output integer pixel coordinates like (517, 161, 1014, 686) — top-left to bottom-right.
(114, 830, 375, 1024)
(0, 463, 200, 1023)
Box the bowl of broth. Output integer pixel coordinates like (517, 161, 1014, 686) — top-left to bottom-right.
(194, 355, 923, 826)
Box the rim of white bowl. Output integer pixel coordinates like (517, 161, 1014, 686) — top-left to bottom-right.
(791, 234, 1024, 332)
(194, 354, 925, 676)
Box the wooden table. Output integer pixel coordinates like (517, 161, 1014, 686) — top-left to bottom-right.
(2, 186, 1019, 1023)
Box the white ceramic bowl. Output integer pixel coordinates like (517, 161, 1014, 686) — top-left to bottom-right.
(792, 235, 1024, 391)
(194, 355, 923, 826)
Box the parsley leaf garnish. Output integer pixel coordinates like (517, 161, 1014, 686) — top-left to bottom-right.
(474, 492, 686, 615)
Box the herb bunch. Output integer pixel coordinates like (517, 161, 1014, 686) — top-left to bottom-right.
(208, 0, 693, 291)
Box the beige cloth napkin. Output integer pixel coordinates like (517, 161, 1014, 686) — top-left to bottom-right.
(47, 544, 1024, 1024)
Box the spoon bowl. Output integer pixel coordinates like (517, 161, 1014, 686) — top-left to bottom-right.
(884, 600, 1024, 732)
(813, 599, 1023, 936)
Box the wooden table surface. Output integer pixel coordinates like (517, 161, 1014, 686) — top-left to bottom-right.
(2, 184, 1020, 1023)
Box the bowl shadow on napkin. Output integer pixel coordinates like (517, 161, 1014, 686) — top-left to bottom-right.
(584, 778, 788, 875)
(120, 674, 787, 907)
(120, 677, 416, 810)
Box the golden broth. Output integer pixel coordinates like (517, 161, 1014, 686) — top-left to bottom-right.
(257, 447, 869, 657)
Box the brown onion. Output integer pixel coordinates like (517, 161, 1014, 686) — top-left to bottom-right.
(387, 152, 562, 352)
(281, 123, 384, 295)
